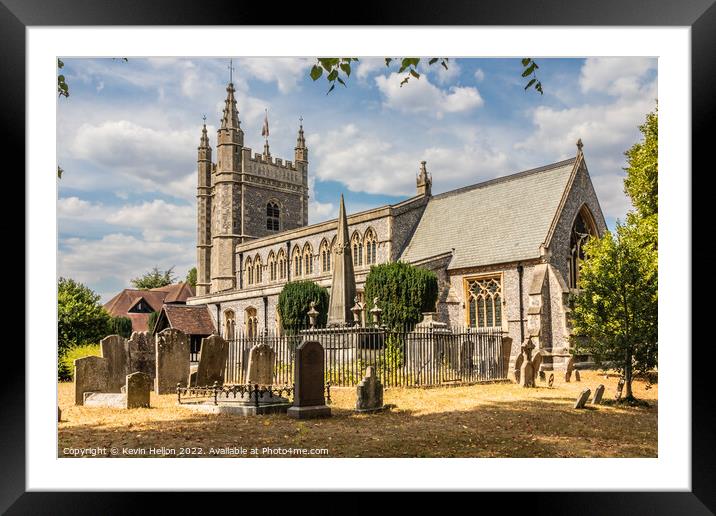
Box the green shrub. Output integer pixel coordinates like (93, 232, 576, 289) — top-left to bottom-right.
(59, 343, 101, 381)
(147, 311, 160, 334)
(278, 280, 329, 332)
(109, 316, 133, 338)
(364, 262, 438, 330)
(58, 277, 110, 359)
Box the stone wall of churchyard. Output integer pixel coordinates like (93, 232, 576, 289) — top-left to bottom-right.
(444, 261, 540, 363)
(546, 163, 608, 289)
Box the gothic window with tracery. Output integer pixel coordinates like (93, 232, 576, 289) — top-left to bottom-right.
(292, 246, 302, 277)
(268, 252, 276, 282)
(303, 243, 314, 275)
(245, 257, 253, 285)
(568, 207, 598, 289)
(351, 232, 363, 267)
(277, 249, 287, 279)
(267, 202, 280, 231)
(466, 277, 503, 328)
(223, 310, 236, 341)
(364, 228, 377, 265)
(320, 239, 331, 273)
(254, 255, 262, 284)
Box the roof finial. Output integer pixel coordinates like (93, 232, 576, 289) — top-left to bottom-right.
(228, 58, 234, 84)
(262, 108, 270, 158)
(576, 138, 584, 153)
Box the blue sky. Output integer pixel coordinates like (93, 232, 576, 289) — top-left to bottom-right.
(57, 57, 657, 302)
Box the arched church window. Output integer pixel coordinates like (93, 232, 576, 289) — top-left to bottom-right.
(245, 257, 253, 285)
(267, 202, 280, 231)
(364, 228, 377, 265)
(245, 306, 258, 339)
(268, 252, 277, 282)
(320, 239, 331, 273)
(303, 243, 314, 275)
(351, 232, 363, 267)
(292, 246, 302, 277)
(568, 206, 598, 289)
(277, 249, 287, 279)
(223, 309, 236, 341)
(254, 255, 263, 284)
(466, 277, 503, 328)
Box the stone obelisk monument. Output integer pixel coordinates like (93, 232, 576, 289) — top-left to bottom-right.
(327, 194, 356, 326)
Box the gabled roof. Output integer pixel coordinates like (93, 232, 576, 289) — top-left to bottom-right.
(157, 304, 215, 336)
(103, 282, 196, 332)
(400, 157, 578, 270)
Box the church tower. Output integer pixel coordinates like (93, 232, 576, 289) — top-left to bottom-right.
(210, 72, 244, 292)
(195, 119, 213, 296)
(294, 119, 309, 226)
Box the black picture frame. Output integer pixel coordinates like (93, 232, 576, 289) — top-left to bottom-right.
(3, 0, 709, 512)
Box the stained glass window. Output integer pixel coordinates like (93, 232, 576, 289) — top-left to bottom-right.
(466, 277, 502, 328)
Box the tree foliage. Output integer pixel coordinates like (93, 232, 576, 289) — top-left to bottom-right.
(186, 267, 197, 288)
(624, 107, 658, 219)
(131, 266, 176, 290)
(570, 106, 658, 401)
(109, 316, 133, 338)
(364, 262, 438, 330)
(58, 278, 111, 378)
(310, 57, 543, 94)
(277, 281, 329, 331)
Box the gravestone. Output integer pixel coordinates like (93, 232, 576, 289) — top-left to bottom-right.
(74, 355, 109, 405)
(355, 366, 384, 413)
(101, 335, 129, 392)
(195, 335, 229, 387)
(539, 370, 546, 382)
(519, 338, 536, 388)
(574, 388, 591, 409)
(513, 353, 524, 383)
(574, 370, 581, 382)
(548, 373, 554, 388)
(592, 384, 605, 405)
(127, 331, 155, 380)
(246, 342, 276, 387)
(155, 328, 190, 394)
(531, 351, 543, 382)
(565, 356, 575, 382)
(84, 392, 125, 408)
(615, 378, 625, 400)
(58, 406, 61, 422)
(126, 372, 151, 408)
(287, 340, 331, 419)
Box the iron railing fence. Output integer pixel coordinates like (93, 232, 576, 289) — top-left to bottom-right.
(223, 325, 507, 388)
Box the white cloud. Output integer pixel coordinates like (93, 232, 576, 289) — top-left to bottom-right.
(237, 58, 313, 94)
(375, 73, 483, 118)
(474, 68, 485, 82)
(431, 59, 461, 85)
(580, 57, 656, 97)
(106, 199, 195, 242)
(355, 58, 385, 82)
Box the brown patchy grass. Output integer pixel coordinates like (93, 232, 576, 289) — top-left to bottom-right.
(58, 370, 657, 458)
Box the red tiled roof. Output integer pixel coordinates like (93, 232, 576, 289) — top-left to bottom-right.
(103, 282, 195, 332)
(160, 304, 215, 336)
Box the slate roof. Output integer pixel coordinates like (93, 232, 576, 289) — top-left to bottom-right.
(103, 282, 196, 332)
(159, 304, 215, 336)
(400, 158, 577, 270)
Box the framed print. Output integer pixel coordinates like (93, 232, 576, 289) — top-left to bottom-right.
(3, 0, 711, 511)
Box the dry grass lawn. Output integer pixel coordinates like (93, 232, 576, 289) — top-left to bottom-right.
(58, 370, 657, 458)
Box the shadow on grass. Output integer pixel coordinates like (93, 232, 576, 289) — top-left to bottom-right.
(58, 394, 657, 459)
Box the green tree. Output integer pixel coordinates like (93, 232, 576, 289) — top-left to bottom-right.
(58, 278, 111, 378)
(570, 106, 658, 402)
(130, 266, 176, 290)
(108, 316, 133, 338)
(310, 57, 542, 95)
(147, 311, 160, 335)
(186, 267, 197, 288)
(364, 262, 438, 330)
(277, 281, 329, 332)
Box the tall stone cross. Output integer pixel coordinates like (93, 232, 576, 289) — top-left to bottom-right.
(327, 194, 356, 326)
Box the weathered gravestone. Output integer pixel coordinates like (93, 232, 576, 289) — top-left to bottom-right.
(58, 406, 61, 422)
(127, 331, 155, 380)
(519, 338, 536, 388)
(615, 378, 625, 401)
(126, 371, 152, 408)
(565, 356, 575, 382)
(287, 340, 331, 419)
(355, 366, 384, 413)
(101, 335, 129, 392)
(195, 335, 229, 387)
(84, 392, 125, 408)
(592, 384, 605, 405)
(74, 355, 109, 405)
(155, 328, 190, 394)
(574, 388, 591, 409)
(574, 370, 581, 382)
(246, 342, 275, 387)
(548, 373, 554, 388)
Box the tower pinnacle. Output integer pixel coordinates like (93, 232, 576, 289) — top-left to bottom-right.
(416, 160, 432, 197)
(295, 116, 308, 162)
(327, 194, 356, 326)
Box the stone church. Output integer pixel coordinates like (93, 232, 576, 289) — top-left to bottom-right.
(186, 78, 607, 369)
